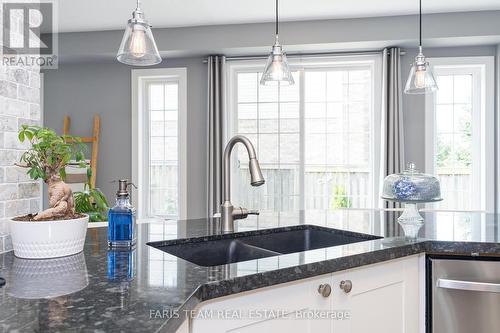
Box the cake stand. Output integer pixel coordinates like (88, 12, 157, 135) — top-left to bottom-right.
(381, 197, 442, 238)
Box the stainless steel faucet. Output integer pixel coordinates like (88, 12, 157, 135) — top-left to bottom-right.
(221, 135, 265, 233)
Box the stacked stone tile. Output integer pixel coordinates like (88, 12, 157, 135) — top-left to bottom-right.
(0, 8, 42, 252)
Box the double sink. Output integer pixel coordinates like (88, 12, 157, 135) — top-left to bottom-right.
(147, 225, 381, 267)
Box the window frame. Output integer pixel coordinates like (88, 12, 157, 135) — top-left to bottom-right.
(131, 68, 188, 220)
(424, 56, 495, 213)
(226, 55, 382, 211)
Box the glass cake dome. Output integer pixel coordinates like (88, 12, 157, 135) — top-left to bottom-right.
(381, 163, 442, 239)
(382, 163, 442, 203)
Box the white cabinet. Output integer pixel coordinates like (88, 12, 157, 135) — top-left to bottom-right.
(332, 255, 421, 333)
(190, 274, 332, 333)
(190, 255, 423, 333)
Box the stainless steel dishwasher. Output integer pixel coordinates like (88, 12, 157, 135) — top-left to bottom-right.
(431, 258, 500, 333)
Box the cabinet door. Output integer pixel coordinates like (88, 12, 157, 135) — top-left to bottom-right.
(332, 255, 421, 333)
(191, 274, 332, 333)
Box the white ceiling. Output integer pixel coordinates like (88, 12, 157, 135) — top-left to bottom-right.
(57, 0, 500, 33)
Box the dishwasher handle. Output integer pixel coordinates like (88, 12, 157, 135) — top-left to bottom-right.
(437, 278, 500, 293)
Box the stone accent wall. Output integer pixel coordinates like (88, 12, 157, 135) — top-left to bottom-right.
(0, 9, 42, 253)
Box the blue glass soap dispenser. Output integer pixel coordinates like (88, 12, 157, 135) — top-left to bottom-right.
(108, 179, 137, 248)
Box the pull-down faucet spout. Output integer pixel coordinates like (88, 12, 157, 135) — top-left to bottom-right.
(221, 135, 265, 233)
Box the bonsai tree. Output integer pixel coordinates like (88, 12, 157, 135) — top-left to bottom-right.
(17, 125, 85, 221)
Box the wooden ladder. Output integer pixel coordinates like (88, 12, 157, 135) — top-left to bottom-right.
(63, 115, 100, 188)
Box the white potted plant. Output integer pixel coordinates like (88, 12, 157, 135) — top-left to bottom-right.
(10, 125, 89, 259)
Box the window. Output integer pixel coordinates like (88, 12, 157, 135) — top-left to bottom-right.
(132, 68, 187, 220)
(228, 56, 381, 213)
(425, 57, 494, 212)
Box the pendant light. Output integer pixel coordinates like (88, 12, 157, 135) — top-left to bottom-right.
(404, 0, 437, 94)
(117, 0, 162, 66)
(260, 0, 294, 86)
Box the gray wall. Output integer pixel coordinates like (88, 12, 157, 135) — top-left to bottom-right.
(43, 11, 500, 218)
(55, 11, 500, 63)
(43, 58, 208, 218)
(44, 45, 497, 217)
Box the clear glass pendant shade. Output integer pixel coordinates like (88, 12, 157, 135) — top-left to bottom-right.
(260, 41, 294, 86)
(404, 50, 438, 94)
(116, 10, 161, 66)
(405, 46, 438, 94)
(404, 63, 438, 94)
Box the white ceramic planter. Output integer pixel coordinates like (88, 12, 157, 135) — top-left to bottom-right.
(9, 214, 89, 259)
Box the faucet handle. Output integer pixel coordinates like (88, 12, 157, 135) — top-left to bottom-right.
(232, 207, 259, 220)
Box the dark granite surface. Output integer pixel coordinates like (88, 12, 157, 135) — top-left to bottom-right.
(1, 209, 500, 332)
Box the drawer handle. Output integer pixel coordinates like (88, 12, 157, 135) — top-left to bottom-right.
(437, 278, 500, 293)
(318, 284, 331, 297)
(340, 280, 352, 293)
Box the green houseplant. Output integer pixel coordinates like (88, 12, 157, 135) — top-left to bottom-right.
(74, 168, 109, 222)
(10, 125, 90, 259)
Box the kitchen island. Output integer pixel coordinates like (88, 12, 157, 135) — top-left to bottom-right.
(1, 210, 499, 332)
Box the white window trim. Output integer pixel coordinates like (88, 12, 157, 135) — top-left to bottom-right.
(226, 55, 382, 210)
(131, 68, 188, 220)
(424, 56, 495, 213)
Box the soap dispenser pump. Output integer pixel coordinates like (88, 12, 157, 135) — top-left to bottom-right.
(108, 179, 137, 248)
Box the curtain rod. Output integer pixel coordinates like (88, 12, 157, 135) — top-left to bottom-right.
(202, 49, 406, 63)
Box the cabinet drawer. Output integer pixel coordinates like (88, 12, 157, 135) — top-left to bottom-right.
(191, 274, 332, 333)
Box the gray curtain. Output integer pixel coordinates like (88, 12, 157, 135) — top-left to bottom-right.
(207, 55, 226, 218)
(381, 47, 405, 235)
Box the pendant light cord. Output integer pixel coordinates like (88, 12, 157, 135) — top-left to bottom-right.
(275, 0, 279, 36)
(136, 0, 141, 10)
(419, 0, 422, 47)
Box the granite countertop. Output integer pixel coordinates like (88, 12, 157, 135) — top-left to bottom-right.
(1, 209, 500, 332)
